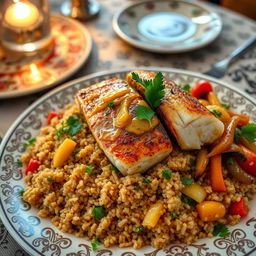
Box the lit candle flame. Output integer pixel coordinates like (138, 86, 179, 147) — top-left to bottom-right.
(29, 63, 42, 83)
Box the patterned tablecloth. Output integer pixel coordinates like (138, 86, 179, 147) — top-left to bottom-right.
(0, 0, 255, 255)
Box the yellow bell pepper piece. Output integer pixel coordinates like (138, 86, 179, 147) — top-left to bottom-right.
(206, 105, 231, 124)
(142, 202, 164, 228)
(53, 138, 77, 168)
(207, 92, 221, 106)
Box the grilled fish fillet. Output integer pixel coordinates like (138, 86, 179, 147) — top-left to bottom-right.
(76, 78, 172, 175)
(126, 71, 224, 150)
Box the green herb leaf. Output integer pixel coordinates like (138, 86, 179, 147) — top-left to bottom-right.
(17, 159, 23, 167)
(91, 238, 101, 251)
(135, 105, 155, 125)
(86, 166, 95, 175)
(72, 148, 81, 157)
(47, 178, 53, 182)
(241, 123, 256, 142)
(134, 183, 141, 191)
(55, 115, 83, 139)
(110, 166, 120, 174)
(134, 226, 144, 233)
(19, 189, 25, 196)
(226, 158, 235, 165)
(162, 169, 172, 180)
(182, 84, 191, 93)
(221, 104, 230, 109)
(132, 72, 165, 108)
(170, 211, 178, 219)
(25, 138, 36, 147)
(108, 101, 115, 108)
(182, 177, 194, 186)
(210, 109, 222, 117)
(213, 224, 230, 238)
(92, 206, 106, 220)
(189, 158, 196, 167)
(234, 128, 242, 143)
(142, 178, 152, 184)
(181, 195, 197, 206)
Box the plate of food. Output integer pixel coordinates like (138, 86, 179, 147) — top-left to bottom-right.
(113, 0, 222, 53)
(0, 68, 256, 256)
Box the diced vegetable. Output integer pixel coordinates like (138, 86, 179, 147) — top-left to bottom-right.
(142, 202, 164, 228)
(240, 136, 256, 153)
(25, 158, 41, 175)
(196, 201, 226, 221)
(210, 154, 226, 192)
(195, 148, 209, 179)
(198, 99, 210, 106)
(235, 145, 256, 177)
(91, 238, 101, 251)
(228, 111, 249, 127)
(207, 92, 221, 106)
(162, 169, 172, 180)
(229, 198, 248, 217)
(92, 206, 106, 220)
(47, 112, 59, 124)
(53, 138, 77, 168)
(182, 177, 193, 186)
(206, 105, 231, 124)
(190, 80, 213, 99)
(225, 157, 254, 184)
(208, 116, 239, 157)
(182, 183, 206, 203)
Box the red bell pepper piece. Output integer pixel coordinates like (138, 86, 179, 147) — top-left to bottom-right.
(229, 198, 248, 217)
(47, 112, 59, 124)
(25, 158, 41, 175)
(235, 145, 256, 177)
(190, 80, 213, 99)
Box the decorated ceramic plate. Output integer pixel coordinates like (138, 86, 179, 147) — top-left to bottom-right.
(113, 0, 222, 53)
(0, 14, 92, 99)
(0, 68, 256, 256)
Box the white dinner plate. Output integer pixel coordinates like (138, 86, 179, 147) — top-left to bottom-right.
(0, 68, 256, 256)
(113, 0, 222, 53)
(0, 14, 92, 99)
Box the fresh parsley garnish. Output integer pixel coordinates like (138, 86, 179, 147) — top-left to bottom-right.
(92, 206, 106, 220)
(25, 138, 36, 147)
(86, 166, 95, 175)
(19, 189, 25, 196)
(182, 177, 194, 186)
(210, 109, 222, 117)
(47, 177, 53, 182)
(162, 169, 172, 180)
(55, 115, 83, 139)
(182, 84, 191, 93)
(110, 166, 120, 174)
(134, 226, 144, 233)
(221, 104, 230, 109)
(135, 105, 155, 125)
(142, 178, 152, 184)
(240, 123, 256, 142)
(108, 101, 115, 108)
(189, 158, 196, 167)
(132, 72, 165, 108)
(91, 238, 101, 251)
(212, 224, 230, 238)
(170, 211, 178, 219)
(134, 183, 141, 191)
(181, 195, 197, 206)
(17, 159, 23, 167)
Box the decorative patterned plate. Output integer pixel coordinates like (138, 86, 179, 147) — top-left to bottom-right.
(113, 0, 222, 53)
(0, 68, 256, 256)
(0, 14, 92, 99)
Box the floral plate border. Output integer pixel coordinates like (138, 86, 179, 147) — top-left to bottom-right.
(0, 68, 256, 256)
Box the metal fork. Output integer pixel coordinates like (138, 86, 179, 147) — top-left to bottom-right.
(204, 36, 256, 78)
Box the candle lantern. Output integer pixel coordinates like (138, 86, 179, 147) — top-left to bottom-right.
(0, 0, 52, 53)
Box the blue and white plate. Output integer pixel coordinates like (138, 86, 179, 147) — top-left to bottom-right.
(113, 0, 222, 53)
(0, 68, 256, 255)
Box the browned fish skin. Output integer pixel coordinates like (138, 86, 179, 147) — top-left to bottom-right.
(76, 78, 172, 175)
(126, 71, 224, 150)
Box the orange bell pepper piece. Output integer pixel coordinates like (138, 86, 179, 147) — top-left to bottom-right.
(208, 116, 239, 157)
(210, 154, 226, 192)
(228, 110, 249, 127)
